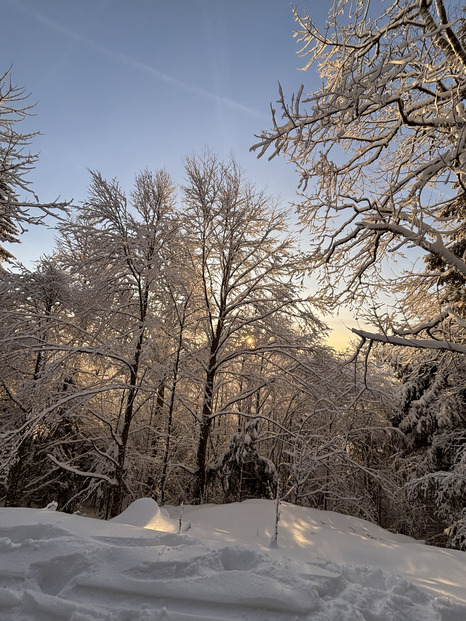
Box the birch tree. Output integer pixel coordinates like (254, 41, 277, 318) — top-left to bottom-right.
(251, 0, 466, 352)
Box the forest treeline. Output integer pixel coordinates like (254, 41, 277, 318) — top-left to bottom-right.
(0, 154, 391, 517)
(1, 0, 466, 551)
(0, 153, 463, 550)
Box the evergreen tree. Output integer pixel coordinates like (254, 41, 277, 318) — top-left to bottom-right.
(213, 419, 277, 502)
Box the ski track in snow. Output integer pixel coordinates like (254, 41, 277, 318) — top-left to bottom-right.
(0, 498, 465, 620)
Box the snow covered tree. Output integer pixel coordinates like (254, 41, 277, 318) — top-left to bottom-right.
(0, 143, 401, 522)
(213, 418, 277, 502)
(54, 169, 179, 516)
(155, 270, 200, 505)
(0, 68, 67, 262)
(0, 259, 79, 507)
(382, 346, 466, 546)
(251, 0, 466, 353)
(251, 1, 466, 540)
(269, 347, 398, 523)
(180, 153, 326, 502)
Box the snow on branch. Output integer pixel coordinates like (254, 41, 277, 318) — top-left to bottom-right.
(47, 454, 118, 486)
(392, 307, 466, 336)
(352, 328, 466, 354)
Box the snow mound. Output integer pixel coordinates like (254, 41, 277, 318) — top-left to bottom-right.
(0, 499, 465, 620)
(110, 498, 177, 532)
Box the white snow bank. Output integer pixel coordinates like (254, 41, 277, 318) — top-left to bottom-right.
(177, 499, 466, 603)
(0, 498, 465, 620)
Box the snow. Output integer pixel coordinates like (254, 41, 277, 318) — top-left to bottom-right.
(1, 498, 465, 620)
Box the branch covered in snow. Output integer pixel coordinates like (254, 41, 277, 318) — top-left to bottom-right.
(251, 0, 466, 344)
(47, 454, 118, 486)
(352, 328, 466, 354)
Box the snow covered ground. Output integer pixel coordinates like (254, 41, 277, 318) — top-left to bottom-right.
(0, 498, 465, 620)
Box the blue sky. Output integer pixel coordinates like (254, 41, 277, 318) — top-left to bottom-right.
(3, 1, 323, 257)
(3, 0, 355, 347)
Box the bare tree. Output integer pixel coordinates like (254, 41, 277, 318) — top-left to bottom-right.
(53, 169, 178, 516)
(0, 259, 77, 506)
(180, 153, 325, 502)
(251, 0, 466, 352)
(0, 68, 68, 262)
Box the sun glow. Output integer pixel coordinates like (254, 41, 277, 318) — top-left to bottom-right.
(324, 312, 358, 352)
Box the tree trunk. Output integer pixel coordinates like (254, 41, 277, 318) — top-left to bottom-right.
(5, 347, 44, 507)
(193, 365, 215, 502)
(109, 327, 145, 517)
(4, 439, 31, 507)
(159, 325, 184, 504)
(145, 381, 165, 496)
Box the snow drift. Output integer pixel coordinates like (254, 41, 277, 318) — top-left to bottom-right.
(0, 498, 465, 620)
